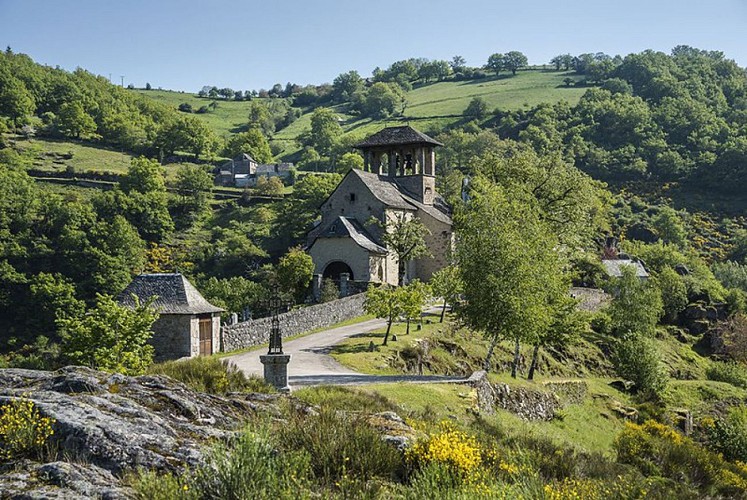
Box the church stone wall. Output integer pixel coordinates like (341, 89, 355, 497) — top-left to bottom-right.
(322, 174, 389, 241)
(309, 238, 372, 281)
(415, 208, 453, 282)
(221, 293, 367, 352)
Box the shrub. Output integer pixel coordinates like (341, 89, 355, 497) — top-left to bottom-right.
(612, 334, 668, 399)
(706, 361, 747, 388)
(407, 421, 482, 477)
(0, 396, 55, 461)
(319, 278, 339, 303)
(148, 356, 274, 394)
(293, 386, 395, 413)
(132, 470, 196, 500)
(707, 407, 747, 462)
(279, 408, 403, 486)
(713, 261, 747, 292)
(195, 428, 311, 499)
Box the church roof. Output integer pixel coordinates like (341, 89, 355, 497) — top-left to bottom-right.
(312, 216, 388, 254)
(118, 273, 224, 314)
(349, 169, 414, 209)
(354, 125, 443, 148)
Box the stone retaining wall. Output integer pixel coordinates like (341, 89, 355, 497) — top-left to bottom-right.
(221, 293, 367, 352)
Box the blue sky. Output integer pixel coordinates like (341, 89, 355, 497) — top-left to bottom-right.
(1, 0, 745, 92)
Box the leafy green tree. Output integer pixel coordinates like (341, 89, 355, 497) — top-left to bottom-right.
(450, 55, 467, 73)
(430, 265, 462, 322)
(59, 294, 158, 375)
(55, 101, 96, 138)
(503, 51, 528, 75)
(607, 265, 664, 337)
(364, 82, 405, 119)
(652, 206, 687, 248)
(200, 276, 265, 317)
(486, 53, 505, 75)
(247, 101, 275, 136)
(456, 178, 566, 376)
(121, 156, 167, 194)
(656, 267, 688, 322)
(527, 293, 585, 380)
(255, 176, 284, 197)
(332, 70, 364, 102)
(464, 97, 488, 119)
(276, 247, 314, 303)
(222, 129, 273, 163)
(310, 107, 342, 157)
(336, 152, 364, 173)
(364, 285, 404, 346)
(713, 261, 747, 293)
(613, 333, 668, 399)
(376, 213, 430, 286)
(172, 164, 213, 220)
(0, 69, 34, 125)
(400, 280, 431, 335)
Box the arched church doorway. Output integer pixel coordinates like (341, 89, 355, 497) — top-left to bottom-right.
(323, 261, 354, 282)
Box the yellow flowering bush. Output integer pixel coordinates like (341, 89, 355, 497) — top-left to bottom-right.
(0, 395, 55, 461)
(407, 421, 482, 476)
(544, 477, 650, 500)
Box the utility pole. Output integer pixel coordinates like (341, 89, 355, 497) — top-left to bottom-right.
(120, 75, 125, 87)
(108, 73, 112, 83)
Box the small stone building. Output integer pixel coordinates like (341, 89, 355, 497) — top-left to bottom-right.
(118, 273, 223, 361)
(307, 125, 453, 287)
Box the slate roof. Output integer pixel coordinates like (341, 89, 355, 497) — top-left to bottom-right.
(349, 169, 414, 209)
(118, 273, 224, 314)
(354, 125, 443, 148)
(311, 217, 387, 254)
(602, 259, 650, 278)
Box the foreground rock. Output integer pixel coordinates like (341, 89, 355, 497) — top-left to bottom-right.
(0, 366, 281, 498)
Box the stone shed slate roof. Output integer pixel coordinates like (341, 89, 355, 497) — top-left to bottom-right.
(602, 259, 649, 278)
(118, 273, 224, 314)
(311, 216, 388, 254)
(354, 125, 443, 148)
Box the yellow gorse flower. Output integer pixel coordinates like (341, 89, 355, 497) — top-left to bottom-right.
(0, 394, 55, 461)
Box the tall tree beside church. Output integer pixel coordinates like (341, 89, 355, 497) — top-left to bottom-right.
(456, 177, 566, 376)
(375, 213, 430, 286)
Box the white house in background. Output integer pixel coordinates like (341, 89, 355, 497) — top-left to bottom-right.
(216, 153, 294, 188)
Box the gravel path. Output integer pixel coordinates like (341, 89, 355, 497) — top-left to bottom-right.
(225, 312, 466, 387)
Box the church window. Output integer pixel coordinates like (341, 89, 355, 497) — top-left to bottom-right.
(350, 193, 356, 203)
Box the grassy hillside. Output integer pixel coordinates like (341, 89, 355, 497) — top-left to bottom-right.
(132, 89, 260, 138)
(133, 71, 586, 158)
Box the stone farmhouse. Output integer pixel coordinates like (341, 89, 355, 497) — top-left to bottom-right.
(307, 125, 453, 288)
(216, 153, 294, 188)
(118, 273, 223, 361)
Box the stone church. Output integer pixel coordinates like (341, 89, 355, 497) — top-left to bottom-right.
(307, 125, 453, 287)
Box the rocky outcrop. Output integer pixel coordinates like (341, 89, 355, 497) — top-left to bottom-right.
(0, 366, 282, 498)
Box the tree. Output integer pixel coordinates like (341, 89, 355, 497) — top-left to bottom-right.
(656, 267, 688, 322)
(400, 280, 431, 335)
(376, 213, 430, 286)
(200, 276, 266, 318)
(55, 101, 96, 138)
(503, 51, 528, 75)
(607, 265, 664, 337)
(173, 164, 213, 219)
(309, 107, 342, 157)
(255, 176, 284, 197)
(450, 55, 467, 73)
(0, 69, 34, 125)
(247, 101, 275, 136)
(276, 246, 314, 303)
(222, 129, 273, 163)
(456, 178, 566, 376)
(120, 156, 167, 194)
(336, 152, 364, 173)
(612, 333, 668, 399)
(364, 285, 404, 346)
(528, 293, 584, 380)
(486, 53, 505, 75)
(332, 70, 364, 102)
(364, 82, 405, 119)
(430, 265, 463, 323)
(652, 206, 687, 248)
(464, 97, 489, 119)
(319, 278, 339, 303)
(58, 294, 158, 375)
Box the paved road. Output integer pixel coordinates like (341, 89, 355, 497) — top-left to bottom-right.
(225, 312, 467, 387)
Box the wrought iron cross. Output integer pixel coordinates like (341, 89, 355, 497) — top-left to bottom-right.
(263, 283, 289, 355)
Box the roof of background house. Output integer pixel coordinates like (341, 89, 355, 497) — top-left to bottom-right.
(602, 259, 650, 278)
(118, 273, 224, 314)
(353, 125, 443, 148)
(311, 216, 387, 254)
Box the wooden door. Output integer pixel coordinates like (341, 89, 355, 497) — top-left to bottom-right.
(199, 317, 212, 356)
